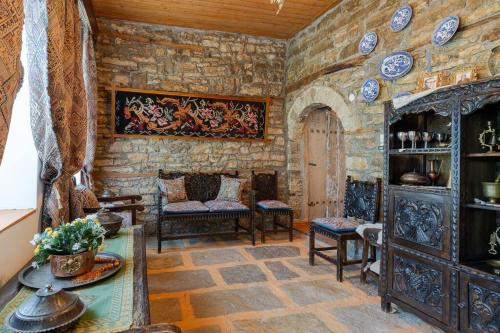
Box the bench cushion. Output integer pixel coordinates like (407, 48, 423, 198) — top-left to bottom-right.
(312, 217, 361, 233)
(216, 175, 245, 202)
(163, 201, 209, 214)
(204, 200, 250, 212)
(256, 200, 291, 211)
(158, 176, 187, 203)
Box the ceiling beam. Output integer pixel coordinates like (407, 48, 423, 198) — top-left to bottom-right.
(81, 0, 99, 36)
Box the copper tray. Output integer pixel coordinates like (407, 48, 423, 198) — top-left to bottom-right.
(18, 252, 124, 290)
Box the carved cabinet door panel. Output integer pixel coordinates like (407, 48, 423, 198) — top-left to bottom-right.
(459, 272, 500, 332)
(389, 189, 451, 260)
(388, 247, 451, 325)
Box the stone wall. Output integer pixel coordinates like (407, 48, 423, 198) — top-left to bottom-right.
(93, 18, 287, 230)
(285, 0, 499, 217)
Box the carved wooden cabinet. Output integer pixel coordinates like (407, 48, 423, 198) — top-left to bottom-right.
(388, 247, 451, 324)
(459, 272, 500, 333)
(389, 187, 451, 259)
(381, 78, 500, 333)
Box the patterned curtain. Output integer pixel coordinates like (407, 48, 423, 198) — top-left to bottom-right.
(25, 0, 88, 227)
(0, 1, 24, 165)
(81, 20, 97, 189)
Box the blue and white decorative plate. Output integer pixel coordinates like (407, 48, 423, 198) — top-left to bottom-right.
(390, 5, 413, 32)
(379, 51, 414, 80)
(432, 16, 459, 46)
(359, 32, 378, 55)
(361, 79, 380, 102)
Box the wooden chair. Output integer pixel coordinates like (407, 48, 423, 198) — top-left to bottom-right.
(359, 227, 381, 283)
(252, 171, 293, 243)
(309, 176, 381, 282)
(70, 176, 144, 226)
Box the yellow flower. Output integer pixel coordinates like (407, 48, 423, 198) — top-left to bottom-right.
(94, 218, 100, 225)
(45, 227, 52, 234)
(98, 244, 105, 252)
(34, 245, 40, 254)
(52, 231, 59, 238)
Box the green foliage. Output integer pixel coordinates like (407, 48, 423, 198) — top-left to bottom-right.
(31, 217, 106, 267)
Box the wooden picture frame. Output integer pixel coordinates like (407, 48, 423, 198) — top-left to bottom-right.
(111, 84, 270, 143)
(416, 71, 449, 92)
(452, 67, 479, 85)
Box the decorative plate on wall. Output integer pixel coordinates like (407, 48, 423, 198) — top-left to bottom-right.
(432, 16, 460, 46)
(390, 5, 413, 32)
(361, 79, 380, 102)
(379, 51, 414, 80)
(359, 32, 378, 55)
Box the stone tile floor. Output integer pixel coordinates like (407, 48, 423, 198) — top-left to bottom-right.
(146, 231, 443, 333)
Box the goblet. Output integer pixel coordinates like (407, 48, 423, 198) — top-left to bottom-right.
(397, 132, 408, 149)
(435, 133, 449, 147)
(422, 132, 434, 149)
(408, 131, 421, 149)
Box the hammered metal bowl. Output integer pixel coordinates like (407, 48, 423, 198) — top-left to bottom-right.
(95, 208, 123, 238)
(4, 284, 86, 332)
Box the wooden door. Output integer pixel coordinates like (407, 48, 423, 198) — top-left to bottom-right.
(304, 110, 345, 221)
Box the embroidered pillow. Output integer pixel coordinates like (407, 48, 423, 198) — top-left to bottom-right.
(216, 175, 244, 202)
(158, 176, 188, 203)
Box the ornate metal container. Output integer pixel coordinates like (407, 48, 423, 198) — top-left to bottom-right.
(50, 251, 95, 277)
(400, 171, 428, 186)
(482, 182, 500, 203)
(96, 208, 123, 238)
(4, 284, 86, 332)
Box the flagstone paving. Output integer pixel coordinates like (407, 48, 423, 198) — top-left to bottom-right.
(147, 231, 443, 333)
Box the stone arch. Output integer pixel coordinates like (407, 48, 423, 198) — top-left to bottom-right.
(286, 85, 359, 219)
(287, 85, 360, 141)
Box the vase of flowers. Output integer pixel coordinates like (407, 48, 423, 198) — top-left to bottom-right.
(31, 217, 107, 277)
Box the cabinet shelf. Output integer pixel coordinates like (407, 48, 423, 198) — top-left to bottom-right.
(389, 148, 451, 155)
(460, 260, 500, 279)
(465, 203, 500, 212)
(466, 152, 500, 158)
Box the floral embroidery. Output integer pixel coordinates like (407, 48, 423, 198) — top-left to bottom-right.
(312, 216, 362, 232)
(256, 200, 290, 210)
(163, 201, 209, 213)
(205, 200, 249, 212)
(216, 175, 244, 202)
(158, 176, 187, 203)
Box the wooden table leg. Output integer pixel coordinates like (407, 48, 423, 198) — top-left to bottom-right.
(309, 227, 315, 266)
(336, 237, 343, 282)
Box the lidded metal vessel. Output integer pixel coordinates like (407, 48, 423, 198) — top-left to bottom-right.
(4, 284, 86, 332)
(95, 208, 123, 238)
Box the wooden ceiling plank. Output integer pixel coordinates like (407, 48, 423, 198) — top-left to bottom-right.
(91, 0, 340, 39)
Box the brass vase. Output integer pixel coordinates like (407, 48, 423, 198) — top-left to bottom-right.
(50, 251, 95, 277)
(482, 182, 500, 203)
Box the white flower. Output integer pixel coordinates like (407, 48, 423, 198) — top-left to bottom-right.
(30, 234, 41, 245)
(43, 243, 52, 250)
(31, 262, 39, 269)
(72, 243, 81, 251)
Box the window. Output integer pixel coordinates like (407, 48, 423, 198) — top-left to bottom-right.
(0, 28, 39, 209)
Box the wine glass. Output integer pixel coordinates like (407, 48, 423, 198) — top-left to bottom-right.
(397, 132, 408, 149)
(408, 131, 421, 149)
(422, 132, 434, 149)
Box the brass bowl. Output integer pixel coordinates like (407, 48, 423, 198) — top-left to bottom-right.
(482, 182, 500, 203)
(51, 251, 95, 278)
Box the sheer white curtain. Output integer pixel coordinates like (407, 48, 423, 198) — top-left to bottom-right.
(0, 29, 39, 210)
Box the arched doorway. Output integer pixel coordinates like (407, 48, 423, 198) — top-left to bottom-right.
(303, 107, 345, 221)
(286, 85, 360, 220)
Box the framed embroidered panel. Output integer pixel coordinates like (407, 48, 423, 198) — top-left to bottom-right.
(112, 86, 270, 142)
